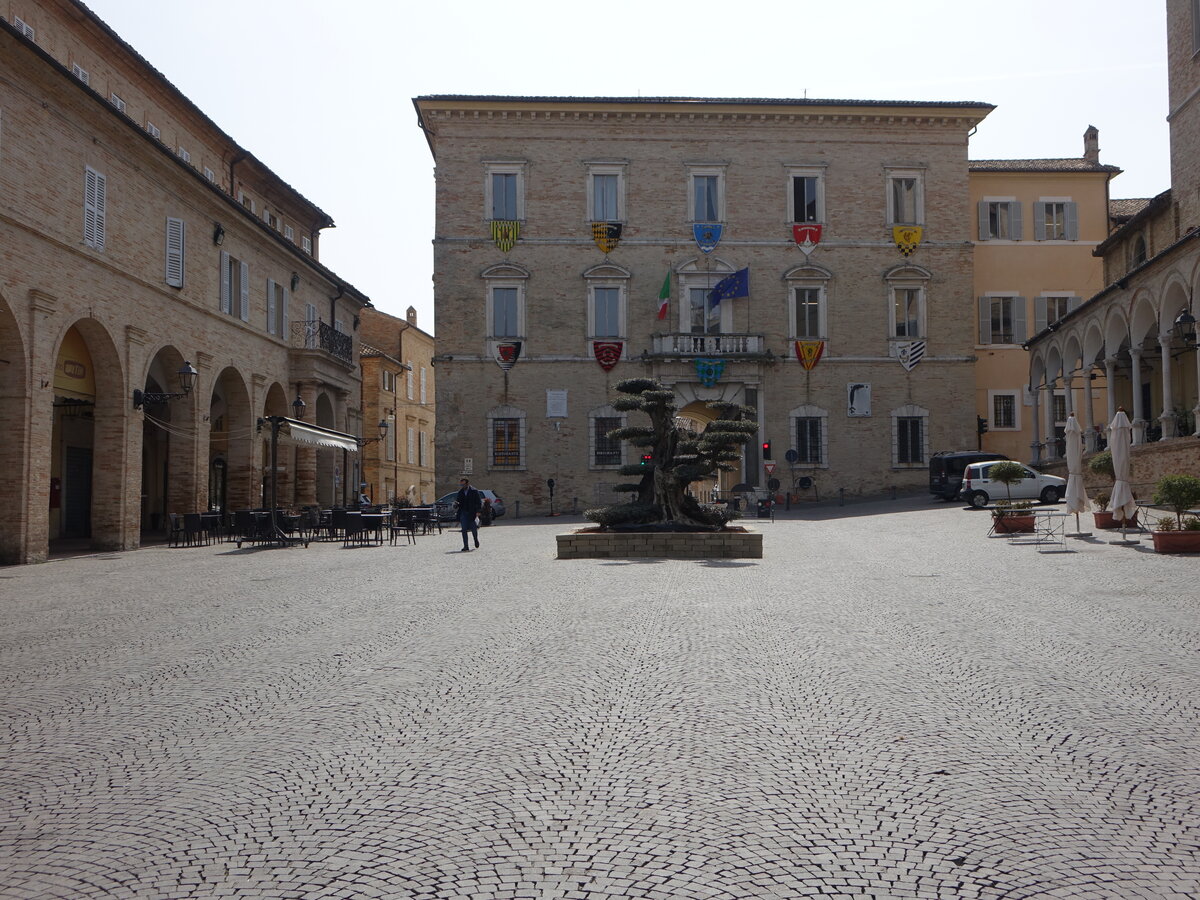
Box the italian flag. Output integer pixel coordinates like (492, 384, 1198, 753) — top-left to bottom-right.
(656, 271, 670, 320)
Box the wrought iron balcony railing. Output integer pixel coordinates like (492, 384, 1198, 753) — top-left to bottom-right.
(292, 320, 353, 365)
(650, 333, 766, 357)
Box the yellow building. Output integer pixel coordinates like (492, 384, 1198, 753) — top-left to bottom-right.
(358, 308, 436, 505)
(970, 129, 1119, 462)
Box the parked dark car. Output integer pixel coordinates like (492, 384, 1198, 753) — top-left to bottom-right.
(928, 450, 1008, 501)
(432, 489, 505, 524)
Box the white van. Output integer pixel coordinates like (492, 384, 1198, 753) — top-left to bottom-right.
(961, 461, 1066, 508)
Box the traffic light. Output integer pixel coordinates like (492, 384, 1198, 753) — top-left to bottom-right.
(641, 454, 653, 467)
(977, 416, 989, 436)
(761, 440, 772, 459)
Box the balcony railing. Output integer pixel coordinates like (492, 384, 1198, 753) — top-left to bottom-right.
(650, 333, 766, 357)
(292, 320, 352, 365)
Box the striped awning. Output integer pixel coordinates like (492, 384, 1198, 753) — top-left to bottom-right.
(275, 418, 359, 453)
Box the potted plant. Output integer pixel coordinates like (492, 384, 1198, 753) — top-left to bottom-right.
(1089, 450, 1138, 529)
(1150, 475, 1200, 553)
(992, 499, 1036, 534)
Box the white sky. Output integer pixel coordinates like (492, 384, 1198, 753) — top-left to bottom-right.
(84, 0, 1171, 334)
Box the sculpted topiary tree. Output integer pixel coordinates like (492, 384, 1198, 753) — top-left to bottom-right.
(585, 377, 758, 530)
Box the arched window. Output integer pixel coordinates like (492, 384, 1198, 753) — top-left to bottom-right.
(1130, 233, 1147, 269)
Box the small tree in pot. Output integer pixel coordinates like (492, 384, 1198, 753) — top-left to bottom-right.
(1150, 475, 1200, 553)
(987, 461, 1036, 533)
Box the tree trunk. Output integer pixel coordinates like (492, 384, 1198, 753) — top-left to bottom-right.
(652, 466, 711, 528)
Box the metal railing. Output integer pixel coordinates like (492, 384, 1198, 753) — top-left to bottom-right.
(650, 333, 766, 356)
(292, 320, 352, 365)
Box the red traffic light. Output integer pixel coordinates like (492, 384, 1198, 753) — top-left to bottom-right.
(761, 440, 772, 459)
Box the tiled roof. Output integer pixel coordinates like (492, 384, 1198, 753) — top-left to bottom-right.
(416, 94, 995, 110)
(969, 158, 1121, 174)
(1109, 197, 1153, 220)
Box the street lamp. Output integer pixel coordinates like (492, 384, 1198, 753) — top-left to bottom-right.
(132, 361, 198, 409)
(292, 393, 306, 419)
(1173, 309, 1197, 347)
(359, 419, 389, 445)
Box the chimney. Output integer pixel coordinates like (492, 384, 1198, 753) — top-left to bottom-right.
(1084, 125, 1100, 164)
(406, 305, 418, 326)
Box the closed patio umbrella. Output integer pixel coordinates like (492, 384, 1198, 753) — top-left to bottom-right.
(1107, 409, 1138, 524)
(1064, 414, 1089, 534)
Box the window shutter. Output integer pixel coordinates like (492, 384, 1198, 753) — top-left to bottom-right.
(282, 287, 290, 341)
(1034, 203, 1047, 241)
(84, 167, 106, 250)
(420, 367, 427, 404)
(239, 260, 250, 321)
(978, 297, 992, 344)
(1065, 202, 1079, 240)
(305, 303, 317, 348)
(220, 251, 231, 313)
(978, 202, 990, 240)
(1034, 296, 1048, 333)
(1067, 295, 1082, 314)
(1010, 202, 1024, 241)
(164, 217, 185, 287)
(266, 279, 276, 334)
(1012, 296, 1027, 343)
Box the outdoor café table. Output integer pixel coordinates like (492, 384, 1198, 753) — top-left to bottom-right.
(1010, 509, 1072, 552)
(359, 512, 387, 546)
(199, 511, 222, 542)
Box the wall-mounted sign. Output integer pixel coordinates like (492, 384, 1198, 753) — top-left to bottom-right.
(847, 383, 871, 417)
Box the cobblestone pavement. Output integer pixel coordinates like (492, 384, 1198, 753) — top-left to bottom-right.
(1, 498, 1198, 899)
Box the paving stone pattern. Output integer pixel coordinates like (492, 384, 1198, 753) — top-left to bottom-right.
(1, 499, 1197, 899)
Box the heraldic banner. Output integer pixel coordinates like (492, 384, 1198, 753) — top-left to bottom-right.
(491, 220, 520, 253)
(892, 225, 923, 257)
(795, 340, 824, 370)
(591, 222, 623, 254)
(593, 340, 623, 372)
(693, 223, 722, 254)
(898, 340, 926, 371)
(792, 224, 822, 255)
(495, 341, 522, 372)
(695, 358, 725, 388)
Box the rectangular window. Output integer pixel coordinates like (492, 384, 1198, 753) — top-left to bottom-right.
(793, 287, 822, 339)
(897, 417, 924, 464)
(72, 63, 90, 84)
(407, 363, 414, 401)
(284, 224, 294, 242)
(407, 426, 415, 463)
(304, 303, 318, 348)
(1033, 295, 1080, 333)
(889, 175, 920, 225)
(204, 166, 215, 183)
(594, 416, 621, 467)
(795, 418, 823, 464)
(219, 251, 249, 320)
(386, 417, 396, 461)
(1035, 200, 1079, 241)
(492, 418, 521, 467)
(978, 296, 1027, 345)
(1052, 393, 1068, 426)
(492, 172, 517, 220)
(164, 217, 185, 287)
(110, 93, 126, 112)
(993, 393, 1017, 430)
(146, 121, 161, 139)
(978, 200, 1022, 240)
(265, 278, 286, 336)
(419, 431, 428, 467)
(13, 17, 35, 40)
(177, 147, 190, 163)
(688, 286, 721, 335)
(301, 236, 312, 254)
(792, 176, 819, 223)
(593, 287, 620, 338)
(693, 174, 720, 223)
(83, 166, 106, 251)
(893, 288, 922, 338)
(593, 173, 619, 220)
(491, 286, 520, 337)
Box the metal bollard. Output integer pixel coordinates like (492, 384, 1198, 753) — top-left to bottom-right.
(514, 500, 520, 519)
(838, 487, 845, 506)
(572, 497, 578, 514)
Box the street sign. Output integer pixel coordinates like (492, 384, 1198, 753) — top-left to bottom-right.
(463, 457, 473, 474)
(764, 462, 777, 475)
(784, 449, 799, 464)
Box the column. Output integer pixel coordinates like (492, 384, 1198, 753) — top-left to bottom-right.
(1104, 355, 1118, 430)
(1158, 335, 1176, 440)
(294, 380, 318, 506)
(1029, 386, 1042, 464)
(1130, 348, 1146, 444)
(1193, 346, 1200, 436)
(1042, 378, 1057, 460)
(1082, 368, 1096, 453)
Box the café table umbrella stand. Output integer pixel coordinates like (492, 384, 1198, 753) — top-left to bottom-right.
(1106, 409, 1141, 546)
(1064, 414, 1092, 538)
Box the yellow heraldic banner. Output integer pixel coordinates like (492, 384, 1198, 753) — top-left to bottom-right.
(491, 220, 520, 253)
(591, 222, 622, 254)
(892, 225, 923, 257)
(795, 340, 825, 371)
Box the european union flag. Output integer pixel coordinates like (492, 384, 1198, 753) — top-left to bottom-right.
(708, 267, 750, 309)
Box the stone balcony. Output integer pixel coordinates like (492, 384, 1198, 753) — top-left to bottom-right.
(649, 333, 767, 358)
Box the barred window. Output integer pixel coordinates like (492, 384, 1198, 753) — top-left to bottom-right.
(594, 417, 621, 467)
(993, 394, 1016, 430)
(897, 417, 924, 464)
(492, 418, 521, 467)
(795, 417, 822, 464)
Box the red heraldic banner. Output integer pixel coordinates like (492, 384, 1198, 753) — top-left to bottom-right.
(593, 341, 623, 372)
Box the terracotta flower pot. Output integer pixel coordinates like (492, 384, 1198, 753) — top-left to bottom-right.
(1093, 510, 1138, 530)
(993, 514, 1035, 534)
(1150, 530, 1200, 553)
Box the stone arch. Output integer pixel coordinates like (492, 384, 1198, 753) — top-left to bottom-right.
(1129, 288, 1159, 347)
(48, 318, 128, 552)
(137, 345, 199, 533)
(209, 367, 253, 513)
(314, 390, 339, 506)
(0, 291, 30, 563)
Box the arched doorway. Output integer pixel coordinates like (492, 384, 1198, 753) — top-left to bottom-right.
(49, 320, 127, 551)
(0, 294, 29, 563)
(260, 383, 290, 508)
(137, 346, 197, 536)
(315, 392, 337, 507)
(676, 399, 726, 501)
(209, 367, 252, 512)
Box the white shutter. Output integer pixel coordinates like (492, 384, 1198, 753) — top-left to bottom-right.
(407, 427, 415, 463)
(1067, 295, 1082, 314)
(1009, 202, 1023, 241)
(165, 217, 185, 287)
(220, 251, 231, 313)
(406, 364, 414, 400)
(978, 297, 992, 344)
(239, 260, 250, 322)
(1034, 296, 1048, 333)
(1065, 202, 1079, 240)
(84, 167, 106, 250)
(420, 367, 427, 404)
(977, 202, 990, 240)
(266, 279, 276, 334)
(305, 303, 318, 348)
(1034, 203, 1047, 241)
(282, 287, 290, 341)
(1012, 296, 1027, 343)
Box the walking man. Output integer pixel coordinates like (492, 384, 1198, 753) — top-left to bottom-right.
(455, 477, 482, 552)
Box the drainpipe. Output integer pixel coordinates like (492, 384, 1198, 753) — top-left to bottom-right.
(228, 151, 248, 198)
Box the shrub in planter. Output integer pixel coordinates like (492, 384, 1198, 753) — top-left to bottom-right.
(992, 499, 1035, 533)
(1150, 475, 1200, 553)
(988, 461, 1029, 503)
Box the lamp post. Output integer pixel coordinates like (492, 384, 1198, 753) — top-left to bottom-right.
(132, 361, 198, 409)
(1173, 309, 1196, 347)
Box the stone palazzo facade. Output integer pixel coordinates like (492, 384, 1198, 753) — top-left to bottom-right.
(415, 95, 993, 512)
(1, 1, 370, 563)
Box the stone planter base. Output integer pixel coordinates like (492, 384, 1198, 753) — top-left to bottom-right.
(1094, 511, 1139, 530)
(557, 527, 762, 560)
(992, 515, 1035, 534)
(1150, 530, 1200, 553)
